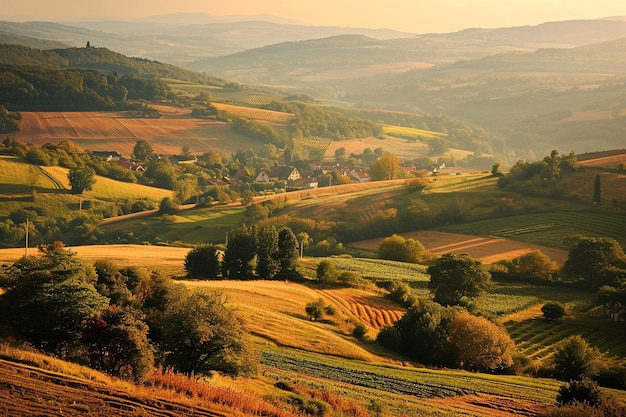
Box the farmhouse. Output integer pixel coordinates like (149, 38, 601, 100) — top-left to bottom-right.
(288, 176, 319, 190)
(117, 159, 146, 172)
(170, 155, 198, 165)
(91, 150, 122, 162)
(255, 165, 301, 183)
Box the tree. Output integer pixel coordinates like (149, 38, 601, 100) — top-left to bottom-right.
(82, 306, 154, 381)
(0, 243, 107, 357)
(256, 225, 279, 279)
(447, 312, 515, 371)
(370, 154, 401, 181)
(184, 244, 221, 279)
(593, 174, 602, 204)
(513, 250, 557, 280)
(378, 234, 428, 264)
(391, 299, 460, 366)
(542, 302, 566, 321)
(275, 227, 301, 280)
(222, 224, 257, 279)
(68, 166, 96, 194)
(562, 237, 626, 290)
(491, 162, 503, 177)
(552, 335, 601, 381)
(132, 140, 153, 162)
(316, 259, 338, 284)
(160, 290, 255, 377)
(427, 253, 491, 306)
(158, 196, 179, 215)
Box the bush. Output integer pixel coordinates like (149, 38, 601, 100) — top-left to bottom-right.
(552, 335, 601, 381)
(542, 301, 566, 320)
(316, 260, 337, 284)
(305, 298, 325, 321)
(376, 326, 403, 351)
(557, 378, 603, 407)
(352, 322, 367, 339)
(184, 244, 221, 279)
(158, 197, 179, 215)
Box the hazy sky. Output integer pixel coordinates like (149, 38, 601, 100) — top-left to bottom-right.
(2, 0, 626, 33)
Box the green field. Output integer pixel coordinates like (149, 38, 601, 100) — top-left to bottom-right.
(441, 211, 626, 249)
(383, 124, 448, 140)
(0, 156, 63, 194)
(100, 206, 245, 244)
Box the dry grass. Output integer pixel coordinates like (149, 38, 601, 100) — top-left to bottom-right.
(0, 244, 189, 276)
(0, 343, 295, 417)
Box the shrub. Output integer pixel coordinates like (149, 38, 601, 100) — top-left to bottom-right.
(556, 378, 603, 407)
(376, 326, 403, 351)
(542, 301, 566, 320)
(552, 335, 601, 381)
(305, 298, 325, 321)
(352, 322, 367, 339)
(317, 260, 337, 284)
(184, 244, 221, 279)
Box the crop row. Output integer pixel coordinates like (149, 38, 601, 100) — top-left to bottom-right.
(444, 212, 626, 249)
(329, 257, 430, 282)
(261, 352, 471, 399)
(299, 136, 332, 151)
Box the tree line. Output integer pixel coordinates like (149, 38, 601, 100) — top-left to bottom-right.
(184, 224, 302, 281)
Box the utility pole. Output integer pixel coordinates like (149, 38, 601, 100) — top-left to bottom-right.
(24, 218, 29, 258)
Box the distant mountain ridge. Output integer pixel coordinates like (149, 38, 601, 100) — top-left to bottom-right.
(1, 16, 626, 73)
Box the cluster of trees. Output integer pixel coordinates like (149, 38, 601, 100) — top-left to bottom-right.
(264, 101, 384, 141)
(375, 252, 511, 371)
(0, 104, 20, 133)
(0, 243, 254, 381)
(377, 299, 514, 371)
(497, 149, 578, 195)
(0, 66, 169, 111)
(184, 224, 301, 280)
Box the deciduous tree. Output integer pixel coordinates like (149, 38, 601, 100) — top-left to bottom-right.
(370, 154, 400, 181)
(275, 227, 301, 280)
(0, 243, 107, 357)
(562, 237, 626, 290)
(552, 335, 601, 381)
(256, 225, 279, 279)
(222, 224, 257, 279)
(447, 312, 514, 371)
(427, 253, 491, 306)
(160, 290, 255, 377)
(68, 166, 96, 194)
(82, 306, 154, 381)
(184, 244, 221, 279)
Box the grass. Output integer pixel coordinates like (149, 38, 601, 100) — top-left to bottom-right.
(100, 206, 245, 244)
(0, 156, 63, 194)
(41, 166, 173, 202)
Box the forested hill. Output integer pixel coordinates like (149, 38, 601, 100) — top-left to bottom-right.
(0, 43, 221, 85)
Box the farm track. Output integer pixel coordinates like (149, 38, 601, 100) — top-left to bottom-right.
(0, 359, 225, 417)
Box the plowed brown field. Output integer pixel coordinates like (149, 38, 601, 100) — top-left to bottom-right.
(349, 230, 568, 264)
(14, 110, 263, 156)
